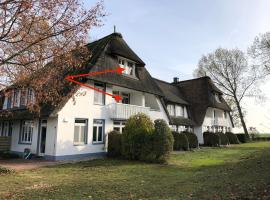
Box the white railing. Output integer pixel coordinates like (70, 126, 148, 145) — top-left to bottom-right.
(211, 118, 228, 126)
(107, 103, 151, 120)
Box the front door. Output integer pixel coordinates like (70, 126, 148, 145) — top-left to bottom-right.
(39, 120, 47, 156)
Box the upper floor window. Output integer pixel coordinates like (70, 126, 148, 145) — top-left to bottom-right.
(13, 89, 19, 107)
(27, 88, 34, 104)
(175, 105, 184, 117)
(224, 111, 227, 119)
(7, 95, 12, 109)
(94, 82, 105, 105)
(214, 93, 222, 103)
(167, 104, 175, 116)
(113, 91, 130, 104)
(20, 89, 27, 106)
(118, 57, 136, 77)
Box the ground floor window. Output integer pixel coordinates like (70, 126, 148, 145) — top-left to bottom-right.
(113, 120, 126, 133)
(93, 119, 104, 144)
(74, 119, 88, 145)
(20, 120, 33, 144)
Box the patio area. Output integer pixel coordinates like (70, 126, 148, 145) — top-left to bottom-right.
(0, 158, 63, 171)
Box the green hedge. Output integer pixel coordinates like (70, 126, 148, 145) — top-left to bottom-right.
(152, 119, 174, 163)
(216, 132, 230, 145)
(121, 113, 154, 160)
(225, 132, 240, 144)
(183, 132, 198, 149)
(107, 130, 122, 157)
(121, 113, 173, 163)
(236, 133, 248, 143)
(172, 131, 189, 151)
(203, 132, 220, 147)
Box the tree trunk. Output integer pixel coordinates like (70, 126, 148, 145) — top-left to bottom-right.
(235, 98, 249, 138)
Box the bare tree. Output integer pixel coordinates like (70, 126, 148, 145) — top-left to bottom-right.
(249, 32, 270, 72)
(194, 48, 265, 137)
(0, 0, 105, 112)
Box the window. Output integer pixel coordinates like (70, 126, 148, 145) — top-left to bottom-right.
(2, 121, 9, 136)
(93, 119, 104, 143)
(175, 105, 184, 117)
(13, 90, 18, 107)
(214, 93, 221, 103)
(118, 57, 136, 77)
(27, 88, 34, 104)
(94, 82, 105, 105)
(74, 119, 88, 145)
(167, 104, 175, 116)
(113, 120, 126, 133)
(20, 120, 33, 144)
(113, 91, 130, 104)
(8, 122, 13, 136)
(213, 110, 216, 118)
(20, 89, 27, 106)
(7, 95, 12, 109)
(224, 111, 227, 119)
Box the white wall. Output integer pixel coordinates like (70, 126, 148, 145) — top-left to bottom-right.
(55, 81, 169, 157)
(194, 126, 203, 144)
(10, 119, 39, 154)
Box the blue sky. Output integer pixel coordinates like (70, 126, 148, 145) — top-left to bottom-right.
(85, 0, 270, 132)
(86, 0, 270, 81)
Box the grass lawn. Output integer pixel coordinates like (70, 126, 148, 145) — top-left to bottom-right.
(1, 142, 270, 200)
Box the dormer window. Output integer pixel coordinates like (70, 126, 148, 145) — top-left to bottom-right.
(118, 57, 136, 77)
(214, 93, 221, 103)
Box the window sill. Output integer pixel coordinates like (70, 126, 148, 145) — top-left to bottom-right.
(93, 103, 105, 106)
(92, 142, 104, 145)
(18, 142, 32, 145)
(73, 143, 87, 146)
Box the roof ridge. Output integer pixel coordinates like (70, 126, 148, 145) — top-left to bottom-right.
(176, 76, 210, 84)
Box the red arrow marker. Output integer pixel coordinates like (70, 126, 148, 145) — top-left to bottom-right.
(65, 66, 125, 102)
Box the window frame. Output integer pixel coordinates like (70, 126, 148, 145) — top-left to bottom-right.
(19, 120, 33, 145)
(118, 56, 136, 77)
(113, 120, 126, 133)
(92, 119, 105, 144)
(73, 118, 88, 146)
(93, 82, 106, 105)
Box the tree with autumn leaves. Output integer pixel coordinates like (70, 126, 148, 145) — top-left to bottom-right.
(0, 0, 105, 113)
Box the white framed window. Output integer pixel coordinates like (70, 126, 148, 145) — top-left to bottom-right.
(2, 121, 9, 136)
(113, 91, 130, 104)
(20, 89, 27, 106)
(118, 57, 136, 77)
(27, 88, 35, 104)
(13, 90, 19, 107)
(93, 119, 104, 144)
(94, 82, 105, 105)
(20, 120, 33, 144)
(175, 105, 184, 117)
(214, 93, 221, 103)
(74, 119, 88, 145)
(113, 120, 126, 133)
(167, 104, 175, 116)
(224, 111, 227, 119)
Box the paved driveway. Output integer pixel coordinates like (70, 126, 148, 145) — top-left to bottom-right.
(0, 158, 63, 171)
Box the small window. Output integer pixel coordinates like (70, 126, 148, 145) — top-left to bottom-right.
(7, 95, 12, 109)
(20, 89, 27, 106)
(94, 83, 105, 105)
(93, 119, 104, 143)
(167, 104, 175, 116)
(113, 120, 126, 133)
(1, 121, 9, 136)
(224, 111, 227, 119)
(13, 90, 18, 107)
(118, 57, 136, 77)
(121, 93, 130, 104)
(74, 119, 88, 145)
(27, 88, 34, 104)
(20, 120, 33, 144)
(175, 105, 184, 117)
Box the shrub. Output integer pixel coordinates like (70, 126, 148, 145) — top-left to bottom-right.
(236, 133, 249, 143)
(225, 132, 240, 144)
(107, 130, 122, 158)
(0, 166, 13, 175)
(121, 113, 154, 160)
(172, 131, 189, 151)
(0, 151, 20, 159)
(216, 132, 230, 145)
(183, 132, 198, 149)
(152, 119, 174, 163)
(203, 132, 220, 146)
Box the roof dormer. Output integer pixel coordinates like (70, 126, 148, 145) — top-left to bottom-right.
(118, 56, 137, 78)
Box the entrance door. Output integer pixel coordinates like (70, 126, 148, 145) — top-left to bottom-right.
(39, 120, 47, 156)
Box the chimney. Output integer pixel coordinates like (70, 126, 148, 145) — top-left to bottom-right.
(173, 77, 179, 83)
